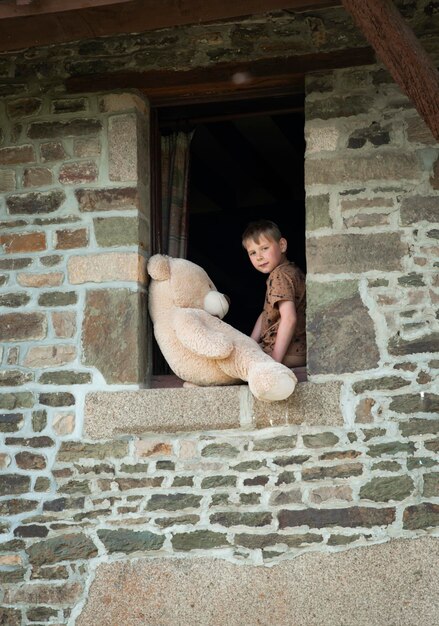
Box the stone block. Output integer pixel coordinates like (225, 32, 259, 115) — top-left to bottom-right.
(93, 216, 139, 247)
(59, 161, 98, 185)
(306, 95, 374, 120)
(0, 144, 35, 165)
(423, 473, 439, 497)
(0, 312, 46, 342)
(7, 97, 42, 118)
(75, 540, 439, 626)
(0, 169, 16, 192)
(75, 186, 139, 212)
(68, 253, 146, 284)
(0, 231, 46, 253)
(172, 530, 228, 551)
(38, 291, 77, 307)
(6, 190, 65, 215)
(306, 153, 421, 185)
(305, 126, 339, 153)
(307, 281, 379, 375)
(40, 141, 68, 162)
(82, 288, 147, 384)
(302, 463, 363, 480)
(403, 503, 439, 530)
(210, 512, 272, 527)
(23, 166, 53, 187)
(97, 529, 164, 553)
(27, 119, 102, 139)
(388, 332, 439, 356)
(0, 392, 34, 410)
(57, 441, 128, 462)
(24, 344, 76, 367)
(390, 393, 439, 414)
(352, 376, 409, 394)
(84, 378, 344, 438)
(52, 311, 76, 338)
(279, 506, 395, 529)
(147, 494, 202, 512)
(0, 474, 30, 496)
(253, 380, 343, 428)
(17, 272, 63, 287)
(99, 93, 149, 115)
(307, 233, 405, 273)
(73, 137, 101, 157)
(400, 196, 439, 224)
(27, 533, 97, 566)
(306, 194, 331, 230)
(3, 582, 83, 606)
(359, 475, 414, 502)
(52, 98, 87, 114)
(108, 114, 138, 181)
(55, 227, 88, 250)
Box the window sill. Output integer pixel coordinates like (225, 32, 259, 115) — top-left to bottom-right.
(84, 376, 343, 439)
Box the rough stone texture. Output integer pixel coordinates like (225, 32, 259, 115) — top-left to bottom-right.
(253, 381, 343, 428)
(77, 538, 439, 626)
(306, 194, 331, 230)
(93, 216, 140, 247)
(108, 113, 138, 181)
(388, 332, 439, 356)
(307, 281, 379, 375)
(278, 506, 395, 529)
(75, 187, 139, 212)
(68, 252, 146, 284)
(306, 153, 421, 185)
(82, 289, 147, 384)
(307, 233, 405, 273)
(400, 196, 439, 224)
(6, 189, 65, 215)
(24, 344, 76, 367)
(0, 312, 46, 342)
(84, 380, 342, 437)
(84, 387, 242, 437)
(27, 533, 98, 566)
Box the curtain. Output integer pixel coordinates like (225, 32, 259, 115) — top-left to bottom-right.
(160, 131, 193, 258)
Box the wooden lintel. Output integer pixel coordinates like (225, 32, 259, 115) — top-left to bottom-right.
(0, 0, 340, 53)
(342, 0, 439, 141)
(0, 0, 134, 19)
(66, 46, 375, 106)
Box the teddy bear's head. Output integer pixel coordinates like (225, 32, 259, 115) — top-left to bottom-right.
(148, 254, 229, 319)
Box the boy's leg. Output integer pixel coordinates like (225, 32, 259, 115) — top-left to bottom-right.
(282, 353, 306, 368)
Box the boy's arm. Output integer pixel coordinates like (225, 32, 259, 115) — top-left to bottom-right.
(251, 312, 263, 342)
(271, 300, 297, 363)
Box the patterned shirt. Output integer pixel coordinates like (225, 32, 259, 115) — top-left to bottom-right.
(260, 261, 306, 358)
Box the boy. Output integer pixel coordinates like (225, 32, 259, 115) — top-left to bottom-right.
(242, 219, 306, 367)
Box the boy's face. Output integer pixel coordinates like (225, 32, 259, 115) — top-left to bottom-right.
(244, 234, 287, 274)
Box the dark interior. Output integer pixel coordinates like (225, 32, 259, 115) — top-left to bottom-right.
(156, 94, 306, 370)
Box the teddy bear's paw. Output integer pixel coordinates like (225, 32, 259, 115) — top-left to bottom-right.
(183, 381, 200, 388)
(248, 362, 297, 402)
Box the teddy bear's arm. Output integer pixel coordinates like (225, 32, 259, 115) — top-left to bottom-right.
(174, 309, 234, 359)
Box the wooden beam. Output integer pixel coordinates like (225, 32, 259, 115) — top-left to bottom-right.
(0, 0, 134, 19)
(342, 0, 439, 141)
(0, 0, 341, 52)
(66, 47, 375, 106)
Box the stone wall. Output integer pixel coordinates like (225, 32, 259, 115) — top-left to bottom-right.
(0, 3, 439, 624)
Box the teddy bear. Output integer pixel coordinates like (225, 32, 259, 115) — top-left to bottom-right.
(147, 254, 297, 402)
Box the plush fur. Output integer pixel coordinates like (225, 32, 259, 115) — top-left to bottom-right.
(147, 254, 297, 402)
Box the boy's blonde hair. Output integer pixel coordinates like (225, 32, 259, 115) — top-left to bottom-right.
(242, 219, 282, 248)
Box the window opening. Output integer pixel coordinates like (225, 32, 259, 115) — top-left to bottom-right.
(153, 96, 306, 379)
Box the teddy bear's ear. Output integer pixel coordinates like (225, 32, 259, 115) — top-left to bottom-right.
(147, 254, 171, 281)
